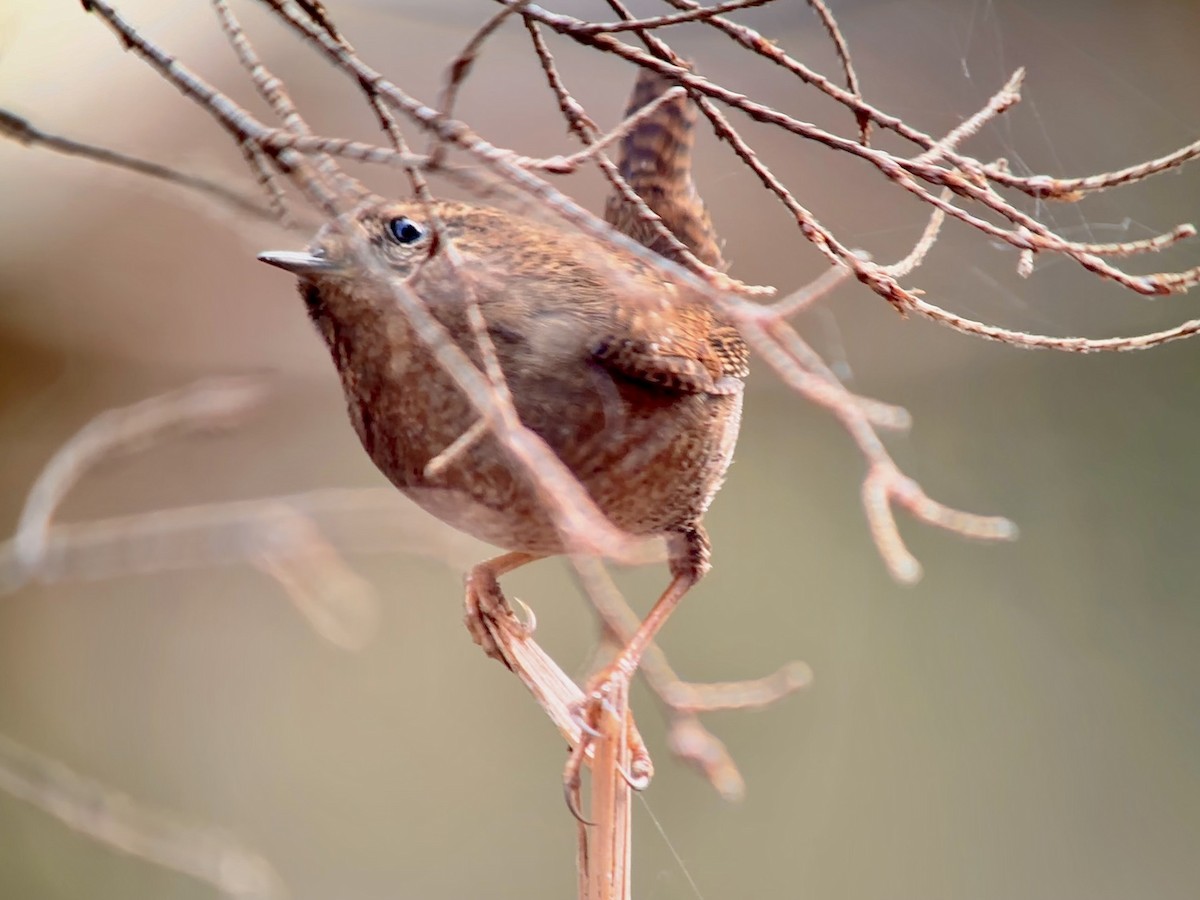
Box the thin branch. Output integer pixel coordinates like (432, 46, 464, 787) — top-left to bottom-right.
(436, 0, 531, 128)
(574, 0, 773, 35)
(913, 68, 1025, 165)
(879, 190, 951, 278)
(512, 86, 687, 173)
(10, 378, 265, 579)
(1068, 224, 1197, 258)
(992, 136, 1200, 200)
(0, 733, 285, 899)
(0, 108, 279, 223)
(574, 559, 811, 800)
(522, 20, 773, 295)
(907, 297, 1200, 353)
(212, 0, 361, 208)
(805, 0, 870, 144)
(0, 380, 394, 649)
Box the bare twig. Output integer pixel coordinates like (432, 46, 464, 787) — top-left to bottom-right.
(993, 137, 1200, 200)
(0, 733, 285, 899)
(914, 68, 1025, 165)
(575, 0, 772, 35)
(804, 0, 870, 144)
(436, 0, 531, 130)
(212, 0, 359, 211)
(0, 380, 386, 649)
(259, 0, 431, 200)
(0, 108, 279, 223)
(574, 559, 812, 800)
(512, 86, 688, 173)
(10, 378, 265, 580)
(522, 19, 773, 295)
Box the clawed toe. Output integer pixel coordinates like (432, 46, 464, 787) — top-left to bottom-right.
(562, 691, 604, 824)
(561, 670, 654, 823)
(463, 552, 541, 666)
(463, 569, 512, 666)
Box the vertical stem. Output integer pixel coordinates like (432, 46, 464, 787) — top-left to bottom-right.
(584, 680, 633, 900)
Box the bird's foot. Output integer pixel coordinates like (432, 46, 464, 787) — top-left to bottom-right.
(562, 667, 654, 822)
(463, 566, 536, 668)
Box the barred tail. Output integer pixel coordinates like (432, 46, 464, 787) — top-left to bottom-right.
(604, 67, 727, 272)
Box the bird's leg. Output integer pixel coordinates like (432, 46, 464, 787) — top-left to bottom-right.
(579, 562, 812, 801)
(563, 525, 709, 813)
(467, 550, 653, 822)
(464, 551, 541, 667)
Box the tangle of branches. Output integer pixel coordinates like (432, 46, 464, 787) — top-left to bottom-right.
(10, 0, 1196, 583)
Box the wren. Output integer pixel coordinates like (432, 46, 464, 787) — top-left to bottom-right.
(258, 71, 744, 727)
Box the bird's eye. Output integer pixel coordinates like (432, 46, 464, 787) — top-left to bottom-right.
(388, 216, 425, 245)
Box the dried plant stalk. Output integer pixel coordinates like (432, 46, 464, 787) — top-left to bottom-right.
(580, 677, 633, 900)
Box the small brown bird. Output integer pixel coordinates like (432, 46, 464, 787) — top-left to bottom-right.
(258, 71, 743, 736)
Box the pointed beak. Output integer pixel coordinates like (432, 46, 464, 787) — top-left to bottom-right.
(257, 250, 339, 275)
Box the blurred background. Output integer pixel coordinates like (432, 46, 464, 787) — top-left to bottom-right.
(2, 0, 1199, 898)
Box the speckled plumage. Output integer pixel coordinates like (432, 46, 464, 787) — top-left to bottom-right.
(295, 198, 744, 558)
